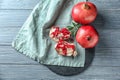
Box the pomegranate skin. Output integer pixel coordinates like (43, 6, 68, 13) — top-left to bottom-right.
(76, 25, 99, 48)
(72, 2, 97, 24)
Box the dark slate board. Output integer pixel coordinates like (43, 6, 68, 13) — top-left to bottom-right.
(45, 48, 95, 76)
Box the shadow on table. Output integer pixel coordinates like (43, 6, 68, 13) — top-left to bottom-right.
(92, 12, 105, 29)
(93, 13, 110, 50)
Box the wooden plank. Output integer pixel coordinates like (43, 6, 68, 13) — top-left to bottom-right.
(0, 0, 39, 9)
(0, 65, 120, 80)
(0, 27, 120, 48)
(0, 9, 120, 28)
(0, 0, 120, 10)
(0, 46, 120, 67)
(92, 56, 120, 67)
(96, 29, 120, 48)
(0, 27, 20, 45)
(0, 46, 38, 64)
(91, 0, 120, 10)
(96, 48, 120, 56)
(92, 9, 120, 29)
(0, 10, 31, 27)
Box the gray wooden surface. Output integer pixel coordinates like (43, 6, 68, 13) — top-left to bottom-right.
(0, 0, 120, 80)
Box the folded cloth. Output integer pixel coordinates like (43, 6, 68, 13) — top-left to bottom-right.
(12, 0, 85, 67)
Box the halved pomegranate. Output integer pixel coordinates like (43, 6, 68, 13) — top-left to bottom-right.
(49, 26, 71, 42)
(55, 40, 77, 56)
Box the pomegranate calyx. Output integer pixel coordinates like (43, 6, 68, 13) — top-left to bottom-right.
(84, 4, 90, 9)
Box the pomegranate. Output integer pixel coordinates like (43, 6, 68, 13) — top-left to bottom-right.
(49, 26, 71, 42)
(55, 40, 77, 56)
(72, 2, 97, 24)
(76, 25, 99, 48)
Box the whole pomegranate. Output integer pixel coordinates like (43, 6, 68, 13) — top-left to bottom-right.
(76, 25, 99, 48)
(72, 2, 97, 24)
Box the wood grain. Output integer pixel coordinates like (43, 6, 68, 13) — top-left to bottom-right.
(0, 10, 120, 28)
(0, 46, 120, 67)
(0, 0, 120, 10)
(0, 0, 120, 79)
(0, 0, 39, 9)
(0, 10, 31, 27)
(0, 10, 120, 29)
(91, 0, 120, 10)
(0, 65, 120, 80)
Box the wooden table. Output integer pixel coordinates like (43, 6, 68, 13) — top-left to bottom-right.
(0, 0, 120, 80)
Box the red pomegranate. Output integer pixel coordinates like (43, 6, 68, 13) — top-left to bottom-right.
(76, 25, 99, 48)
(72, 2, 97, 24)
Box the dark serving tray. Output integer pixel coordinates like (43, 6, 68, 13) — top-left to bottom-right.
(45, 48, 95, 76)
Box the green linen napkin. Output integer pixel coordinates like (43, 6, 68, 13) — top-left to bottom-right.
(12, 0, 85, 67)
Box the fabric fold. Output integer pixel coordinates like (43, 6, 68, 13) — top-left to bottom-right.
(12, 0, 85, 67)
